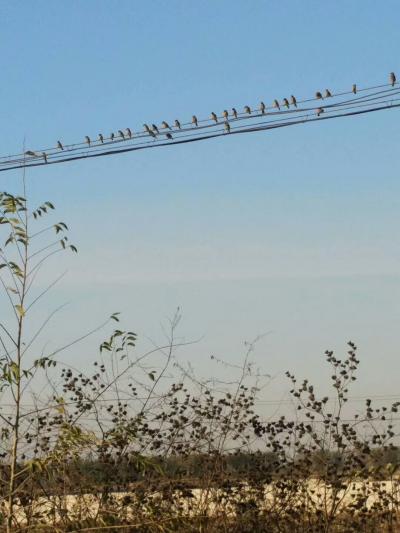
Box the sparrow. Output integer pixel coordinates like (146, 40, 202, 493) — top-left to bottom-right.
(290, 95, 297, 107)
(223, 110, 229, 120)
(283, 98, 290, 109)
(244, 105, 251, 114)
(57, 141, 64, 150)
(352, 84, 357, 94)
(232, 108, 238, 119)
(98, 133, 104, 143)
(192, 115, 198, 127)
(315, 91, 323, 99)
(211, 112, 218, 122)
(174, 119, 181, 129)
(390, 72, 396, 86)
(151, 124, 159, 134)
(273, 99, 280, 110)
(161, 121, 171, 130)
(224, 122, 231, 133)
(260, 101, 266, 114)
(166, 133, 173, 139)
(325, 89, 332, 98)
(118, 130, 125, 139)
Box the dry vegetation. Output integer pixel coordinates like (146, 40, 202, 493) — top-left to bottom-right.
(0, 187, 400, 532)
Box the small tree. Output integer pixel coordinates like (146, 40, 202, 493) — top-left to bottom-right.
(0, 181, 79, 531)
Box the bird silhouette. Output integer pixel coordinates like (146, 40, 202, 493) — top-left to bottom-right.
(224, 122, 231, 133)
(149, 129, 156, 138)
(283, 98, 290, 109)
(152, 124, 159, 134)
(166, 133, 173, 139)
(290, 95, 297, 107)
(390, 72, 396, 86)
(143, 124, 151, 133)
(211, 112, 218, 122)
(174, 119, 181, 129)
(232, 108, 238, 119)
(315, 91, 323, 99)
(25, 150, 37, 157)
(352, 84, 357, 94)
(98, 133, 104, 143)
(223, 110, 229, 120)
(316, 107, 324, 116)
(57, 141, 64, 150)
(325, 89, 332, 97)
(161, 121, 171, 130)
(192, 115, 198, 127)
(126, 128, 132, 138)
(85, 136, 91, 146)
(118, 130, 125, 140)
(273, 99, 280, 110)
(244, 105, 251, 114)
(111, 132, 115, 141)
(260, 101, 266, 114)
(42, 152, 48, 163)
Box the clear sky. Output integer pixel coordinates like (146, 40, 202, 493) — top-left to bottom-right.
(0, 1, 399, 413)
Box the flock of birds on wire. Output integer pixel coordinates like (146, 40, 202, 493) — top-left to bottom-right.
(0, 72, 398, 173)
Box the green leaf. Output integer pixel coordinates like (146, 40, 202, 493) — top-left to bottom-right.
(15, 304, 26, 317)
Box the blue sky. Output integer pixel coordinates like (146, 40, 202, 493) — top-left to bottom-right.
(0, 1, 400, 411)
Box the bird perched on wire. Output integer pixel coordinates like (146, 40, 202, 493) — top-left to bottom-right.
(25, 150, 38, 157)
(273, 99, 280, 110)
(143, 124, 151, 134)
(161, 121, 171, 130)
(57, 140, 64, 150)
(224, 122, 231, 133)
(42, 152, 48, 163)
(260, 101, 266, 114)
(315, 91, 323, 100)
(85, 136, 91, 147)
(390, 72, 396, 86)
(126, 128, 132, 139)
(98, 133, 104, 143)
(325, 89, 332, 97)
(152, 124, 159, 135)
(118, 130, 125, 140)
(244, 105, 251, 114)
(283, 98, 290, 109)
(223, 110, 229, 120)
(352, 84, 357, 94)
(290, 95, 297, 108)
(149, 129, 156, 138)
(174, 119, 181, 129)
(232, 108, 238, 119)
(110, 132, 115, 141)
(192, 115, 198, 127)
(316, 107, 324, 116)
(166, 133, 173, 139)
(211, 112, 218, 122)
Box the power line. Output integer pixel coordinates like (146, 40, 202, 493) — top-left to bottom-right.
(0, 76, 398, 173)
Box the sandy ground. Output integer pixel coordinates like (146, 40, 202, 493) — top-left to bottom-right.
(3, 478, 400, 526)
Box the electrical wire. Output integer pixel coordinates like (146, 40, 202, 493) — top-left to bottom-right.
(0, 78, 398, 173)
